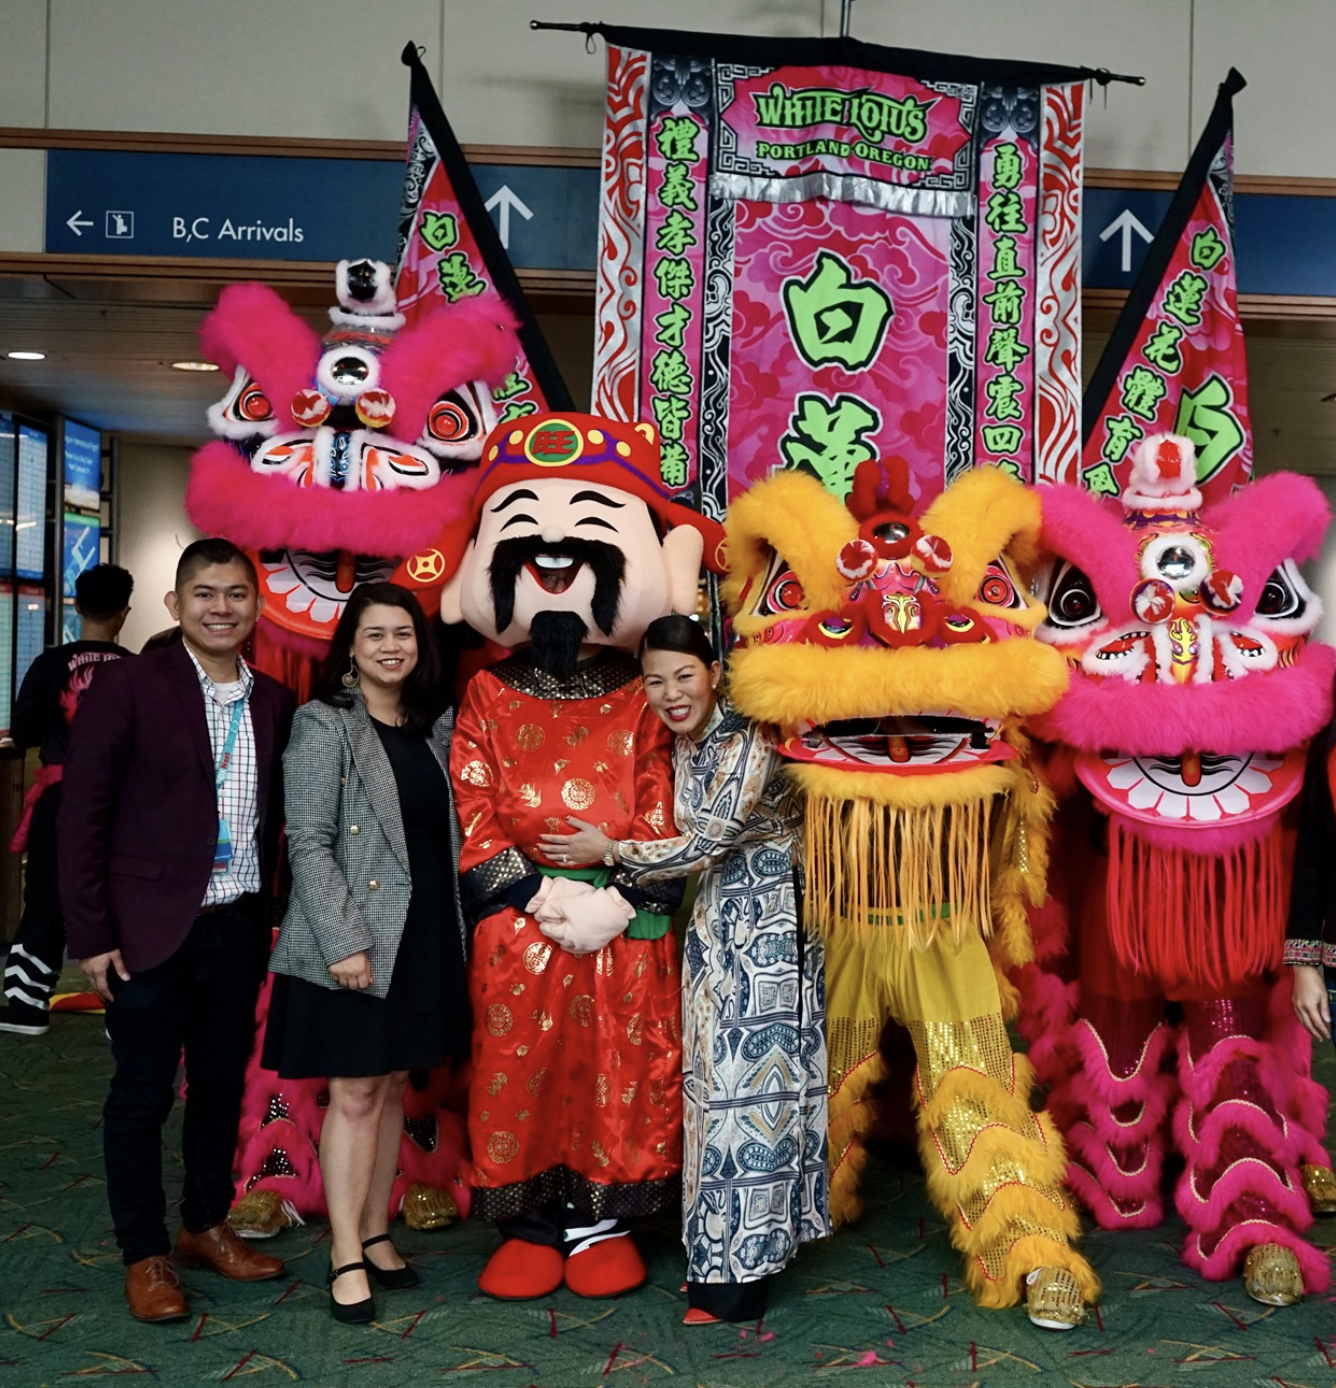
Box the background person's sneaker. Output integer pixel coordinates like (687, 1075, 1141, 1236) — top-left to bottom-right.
(0, 999, 50, 1036)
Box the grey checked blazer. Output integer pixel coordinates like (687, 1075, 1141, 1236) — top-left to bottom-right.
(268, 694, 466, 999)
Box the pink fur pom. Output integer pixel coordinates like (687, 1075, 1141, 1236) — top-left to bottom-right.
(1039, 485, 1129, 608)
(1182, 1219, 1330, 1291)
(1026, 896, 1070, 965)
(377, 293, 521, 443)
(1033, 643, 1336, 757)
(1178, 1034, 1270, 1107)
(186, 440, 477, 555)
(1173, 1095, 1307, 1169)
(1202, 472, 1331, 580)
(1067, 1017, 1175, 1106)
(1175, 1151, 1312, 1234)
(1067, 1142, 1165, 1228)
(200, 283, 322, 428)
(232, 1117, 324, 1215)
(1013, 967, 1076, 1042)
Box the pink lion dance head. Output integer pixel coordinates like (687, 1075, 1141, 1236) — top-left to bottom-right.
(1034, 432, 1335, 986)
(186, 257, 520, 670)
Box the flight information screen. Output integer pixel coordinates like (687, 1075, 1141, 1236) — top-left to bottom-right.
(16, 422, 49, 582)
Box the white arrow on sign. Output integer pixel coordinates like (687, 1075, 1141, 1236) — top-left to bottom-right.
(66, 209, 94, 236)
(1099, 208, 1154, 274)
(484, 186, 534, 249)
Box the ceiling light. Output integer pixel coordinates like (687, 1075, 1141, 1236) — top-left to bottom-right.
(6, 350, 45, 361)
(170, 360, 220, 372)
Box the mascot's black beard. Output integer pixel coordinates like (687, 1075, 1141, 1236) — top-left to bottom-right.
(487, 535, 627, 638)
(528, 611, 591, 680)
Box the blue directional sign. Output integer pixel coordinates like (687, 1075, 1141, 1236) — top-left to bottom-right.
(43, 147, 1336, 298)
(1083, 186, 1336, 297)
(45, 149, 599, 272)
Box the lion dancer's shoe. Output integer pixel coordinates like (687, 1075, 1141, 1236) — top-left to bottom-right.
(1050, 993, 1177, 1229)
(1175, 997, 1330, 1305)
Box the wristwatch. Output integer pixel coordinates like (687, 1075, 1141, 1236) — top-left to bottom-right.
(602, 840, 619, 867)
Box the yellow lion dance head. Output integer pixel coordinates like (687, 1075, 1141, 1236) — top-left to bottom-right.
(724, 460, 1068, 960)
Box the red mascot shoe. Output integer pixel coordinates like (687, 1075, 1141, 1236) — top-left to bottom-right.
(478, 1238, 564, 1299)
(563, 1236, 646, 1298)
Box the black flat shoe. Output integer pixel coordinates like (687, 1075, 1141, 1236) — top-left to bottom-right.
(328, 1260, 376, 1323)
(362, 1234, 421, 1290)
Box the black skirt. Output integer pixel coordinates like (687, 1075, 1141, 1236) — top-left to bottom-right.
(261, 719, 471, 1079)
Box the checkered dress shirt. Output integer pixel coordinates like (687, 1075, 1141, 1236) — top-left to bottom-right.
(186, 648, 261, 907)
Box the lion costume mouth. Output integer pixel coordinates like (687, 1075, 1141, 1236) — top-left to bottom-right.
(782, 713, 1010, 772)
(1075, 747, 1305, 828)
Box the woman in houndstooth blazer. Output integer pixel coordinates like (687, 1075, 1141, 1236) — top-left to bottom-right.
(263, 583, 468, 1323)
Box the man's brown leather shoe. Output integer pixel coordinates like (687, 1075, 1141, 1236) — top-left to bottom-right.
(175, 1221, 284, 1281)
(125, 1255, 188, 1322)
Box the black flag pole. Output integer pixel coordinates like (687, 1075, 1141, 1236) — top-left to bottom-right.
(399, 42, 574, 411)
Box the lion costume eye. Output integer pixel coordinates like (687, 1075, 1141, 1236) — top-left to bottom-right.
(1255, 564, 1305, 620)
(1045, 561, 1102, 629)
(237, 383, 273, 423)
(748, 547, 806, 617)
(976, 559, 1023, 610)
(425, 389, 485, 445)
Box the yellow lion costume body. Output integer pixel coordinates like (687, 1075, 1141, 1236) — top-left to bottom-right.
(723, 461, 1098, 1318)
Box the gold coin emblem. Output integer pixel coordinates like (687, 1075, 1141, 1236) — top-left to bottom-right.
(562, 778, 595, 811)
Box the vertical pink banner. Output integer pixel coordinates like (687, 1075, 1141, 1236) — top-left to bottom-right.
(594, 46, 649, 422)
(1036, 81, 1085, 485)
(638, 110, 709, 489)
(974, 135, 1038, 480)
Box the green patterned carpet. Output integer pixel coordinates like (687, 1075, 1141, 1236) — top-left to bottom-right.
(3, 1004, 1334, 1388)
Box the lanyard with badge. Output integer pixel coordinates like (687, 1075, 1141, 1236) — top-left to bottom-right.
(213, 694, 246, 874)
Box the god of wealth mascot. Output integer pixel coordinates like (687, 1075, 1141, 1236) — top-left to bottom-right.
(1020, 433, 1336, 1307)
(438, 411, 727, 1301)
(186, 258, 520, 1238)
(186, 255, 521, 696)
(722, 459, 1098, 1330)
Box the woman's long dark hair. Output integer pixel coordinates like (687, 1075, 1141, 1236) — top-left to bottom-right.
(638, 613, 717, 666)
(312, 582, 445, 735)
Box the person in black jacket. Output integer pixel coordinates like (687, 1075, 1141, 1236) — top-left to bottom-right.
(0, 563, 133, 1035)
(1286, 714, 1336, 1050)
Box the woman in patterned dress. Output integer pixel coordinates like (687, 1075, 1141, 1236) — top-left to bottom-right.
(541, 614, 829, 1324)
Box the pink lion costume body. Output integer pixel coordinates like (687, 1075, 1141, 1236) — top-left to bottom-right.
(185, 259, 522, 1238)
(1024, 433, 1336, 1305)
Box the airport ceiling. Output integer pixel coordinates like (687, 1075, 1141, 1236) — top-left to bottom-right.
(0, 273, 1334, 480)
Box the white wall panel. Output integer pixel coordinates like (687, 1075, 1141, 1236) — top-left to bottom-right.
(435, 0, 826, 148)
(0, 0, 49, 127)
(1191, 0, 1336, 177)
(46, 0, 441, 139)
(0, 152, 45, 254)
(822, 0, 1194, 171)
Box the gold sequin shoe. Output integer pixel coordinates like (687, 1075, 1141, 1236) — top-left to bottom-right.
(1243, 1243, 1304, 1306)
(1301, 1163, 1336, 1217)
(401, 1182, 459, 1232)
(1025, 1266, 1087, 1330)
(226, 1190, 304, 1240)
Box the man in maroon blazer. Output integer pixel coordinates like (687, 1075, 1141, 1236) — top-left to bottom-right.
(60, 538, 296, 1322)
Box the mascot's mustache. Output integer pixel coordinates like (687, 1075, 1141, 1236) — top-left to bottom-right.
(488, 535, 627, 637)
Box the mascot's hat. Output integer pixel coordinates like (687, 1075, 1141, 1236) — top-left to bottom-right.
(445, 411, 727, 573)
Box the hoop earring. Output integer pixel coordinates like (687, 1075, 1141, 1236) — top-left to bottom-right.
(341, 655, 359, 689)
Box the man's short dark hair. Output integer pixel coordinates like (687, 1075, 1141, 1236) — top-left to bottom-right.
(174, 538, 258, 591)
(74, 563, 134, 622)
